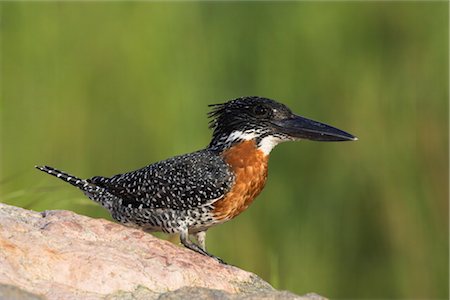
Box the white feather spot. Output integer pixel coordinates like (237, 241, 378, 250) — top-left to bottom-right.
(226, 130, 257, 143)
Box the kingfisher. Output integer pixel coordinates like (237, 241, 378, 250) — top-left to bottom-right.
(36, 96, 356, 263)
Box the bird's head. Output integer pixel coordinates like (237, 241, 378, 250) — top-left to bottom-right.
(208, 96, 357, 154)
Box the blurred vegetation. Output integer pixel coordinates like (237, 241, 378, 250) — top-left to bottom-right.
(0, 2, 448, 299)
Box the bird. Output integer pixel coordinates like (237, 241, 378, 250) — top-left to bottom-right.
(36, 96, 356, 264)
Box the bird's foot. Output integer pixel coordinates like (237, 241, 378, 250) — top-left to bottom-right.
(207, 253, 227, 265)
(193, 245, 228, 265)
(181, 230, 229, 264)
(181, 240, 228, 264)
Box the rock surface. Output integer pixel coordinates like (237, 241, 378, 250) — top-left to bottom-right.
(0, 203, 325, 300)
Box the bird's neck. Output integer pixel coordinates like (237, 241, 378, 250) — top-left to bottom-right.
(208, 130, 283, 155)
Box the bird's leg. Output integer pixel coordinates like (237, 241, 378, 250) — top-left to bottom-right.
(180, 229, 226, 264)
(194, 230, 207, 251)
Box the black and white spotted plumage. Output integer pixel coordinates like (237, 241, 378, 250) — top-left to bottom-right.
(90, 150, 234, 211)
(85, 150, 235, 235)
(38, 150, 235, 235)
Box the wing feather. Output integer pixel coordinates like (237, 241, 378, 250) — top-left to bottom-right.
(89, 150, 234, 210)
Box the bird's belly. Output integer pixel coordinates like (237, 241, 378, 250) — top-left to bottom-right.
(110, 205, 218, 234)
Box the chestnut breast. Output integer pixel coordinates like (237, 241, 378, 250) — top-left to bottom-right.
(212, 140, 269, 221)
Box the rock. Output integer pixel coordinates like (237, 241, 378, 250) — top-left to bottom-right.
(0, 283, 44, 300)
(0, 203, 326, 300)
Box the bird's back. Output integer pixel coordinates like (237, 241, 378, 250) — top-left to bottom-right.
(90, 149, 234, 209)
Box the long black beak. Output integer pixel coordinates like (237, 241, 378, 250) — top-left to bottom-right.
(272, 115, 357, 142)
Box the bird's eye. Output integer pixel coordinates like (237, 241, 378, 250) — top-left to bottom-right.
(252, 105, 270, 118)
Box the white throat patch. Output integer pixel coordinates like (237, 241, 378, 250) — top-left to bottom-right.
(258, 136, 284, 155)
(226, 130, 284, 155)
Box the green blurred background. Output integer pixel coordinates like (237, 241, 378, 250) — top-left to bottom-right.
(1, 2, 448, 299)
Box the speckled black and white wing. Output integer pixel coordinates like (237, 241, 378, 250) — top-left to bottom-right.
(88, 149, 234, 210)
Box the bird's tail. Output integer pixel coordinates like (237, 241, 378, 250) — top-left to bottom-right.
(35, 165, 89, 190)
(35, 165, 114, 210)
